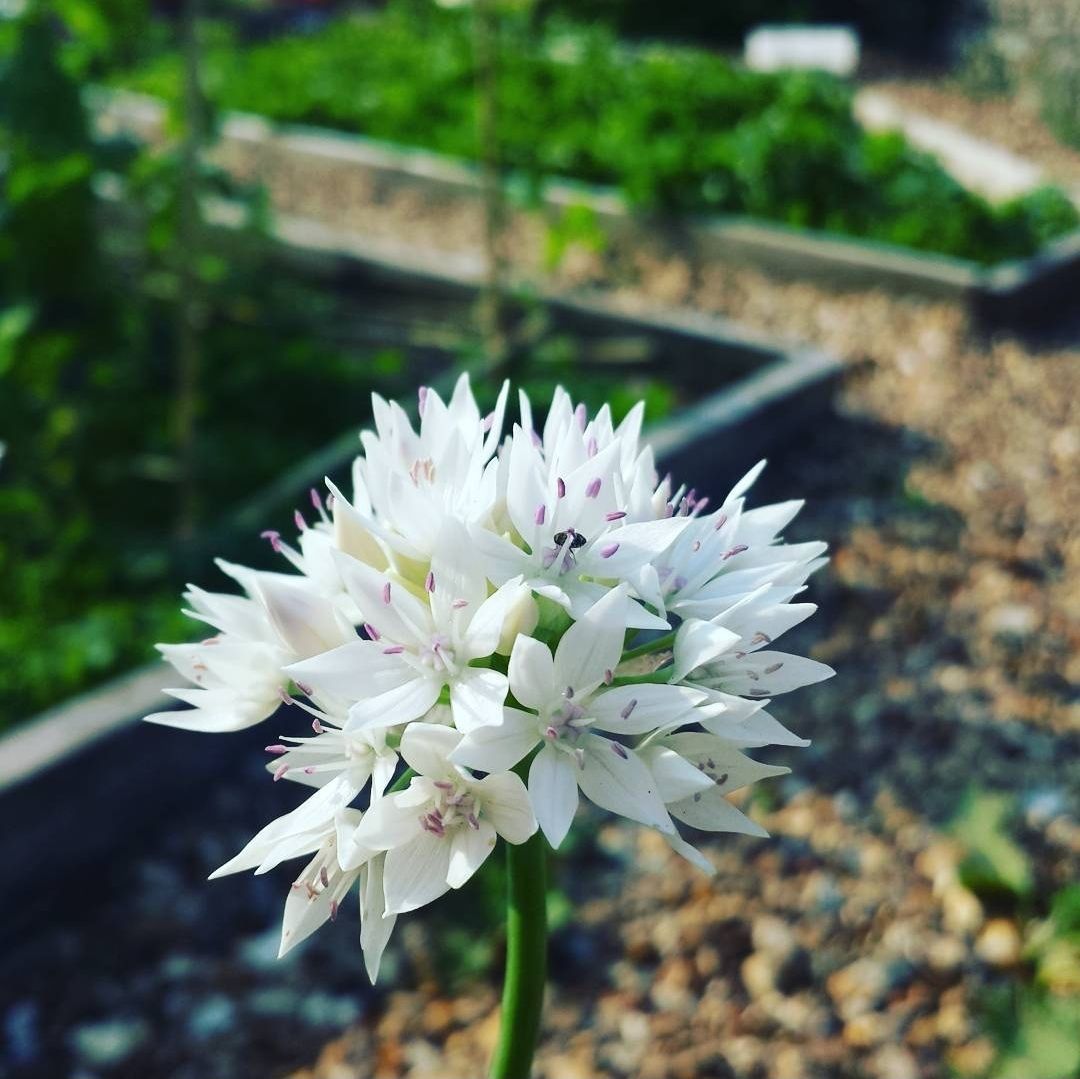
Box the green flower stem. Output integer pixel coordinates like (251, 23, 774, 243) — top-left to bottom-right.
(620, 630, 676, 661)
(489, 827, 548, 1078)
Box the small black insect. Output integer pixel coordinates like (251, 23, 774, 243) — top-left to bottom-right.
(553, 529, 588, 550)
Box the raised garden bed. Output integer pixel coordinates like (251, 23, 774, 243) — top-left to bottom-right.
(92, 88, 1080, 329)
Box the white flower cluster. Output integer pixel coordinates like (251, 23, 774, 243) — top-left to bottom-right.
(146, 377, 832, 980)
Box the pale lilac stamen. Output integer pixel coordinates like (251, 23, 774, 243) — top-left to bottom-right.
(294, 510, 307, 531)
(556, 477, 566, 499)
(260, 530, 282, 553)
(310, 487, 323, 511)
(605, 510, 627, 522)
(723, 544, 748, 561)
(265, 744, 289, 755)
(383, 645, 404, 655)
(713, 513, 728, 531)
(535, 503, 546, 526)
(585, 478, 602, 499)
(364, 622, 381, 641)
(600, 543, 620, 558)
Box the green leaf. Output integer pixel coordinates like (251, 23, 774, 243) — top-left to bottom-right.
(949, 788, 1034, 900)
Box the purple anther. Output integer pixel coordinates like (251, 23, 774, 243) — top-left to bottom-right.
(433, 780, 454, 791)
(260, 530, 282, 553)
(763, 662, 784, 674)
(312, 718, 323, 734)
(620, 698, 638, 720)
(556, 477, 566, 498)
(611, 741, 629, 759)
(273, 764, 290, 782)
(363, 622, 381, 641)
(586, 436, 598, 458)
(293, 510, 307, 531)
(425, 571, 435, 593)
(692, 540, 702, 552)
(382, 582, 392, 604)
(600, 543, 620, 559)
(545, 726, 559, 740)
(604, 668, 614, 685)
(330, 900, 339, 921)
(304, 766, 316, 775)
(320, 866, 330, 887)
(466, 812, 480, 830)
(295, 680, 314, 696)
(310, 487, 323, 511)
(417, 386, 429, 416)
(723, 544, 748, 561)
(605, 510, 627, 522)
(383, 645, 405, 655)
(535, 503, 546, 526)
(265, 744, 289, 755)
(585, 478, 602, 499)
(452, 598, 469, 609)
(713, 513, 728, 531)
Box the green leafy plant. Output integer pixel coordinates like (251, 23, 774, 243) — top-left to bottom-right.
(111, 2, 1078, 264)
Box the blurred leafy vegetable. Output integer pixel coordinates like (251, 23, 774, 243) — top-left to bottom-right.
(111, 2, 1078, 264)
(949, 788, 1034, 902)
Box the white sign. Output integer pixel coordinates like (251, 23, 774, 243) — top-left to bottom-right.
(745, 25, 860, 77)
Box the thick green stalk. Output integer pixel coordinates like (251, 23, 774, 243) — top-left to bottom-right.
(489, 829, 547, 1079)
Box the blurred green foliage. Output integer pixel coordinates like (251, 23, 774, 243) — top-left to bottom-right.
(949, 790, 1080, 1078)
(113, 2, 1078, 264)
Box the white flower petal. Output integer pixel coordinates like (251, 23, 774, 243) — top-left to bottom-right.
(475, 771, 537, 844)
(528, 745, 579, 849)
(383, 832, 453, 914)
(346, 676, 443, 731)
(399, 722, 462, 776)
(638, 745, 716, 802)
(578, 738, 674, 834)
(359, 856, 397, 983)
(668, 788, 769, 836)
(673, 618, 741, 682)
(450, 669, 509, 733)
(447, 820, 497, 888)
(589, 684, 705, 735)
(553, 586, 629, 697)
(508, 635, 557, 711)
(450, 708, 539, 773)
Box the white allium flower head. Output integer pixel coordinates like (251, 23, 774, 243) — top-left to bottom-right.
(146, 375, 833, 980)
